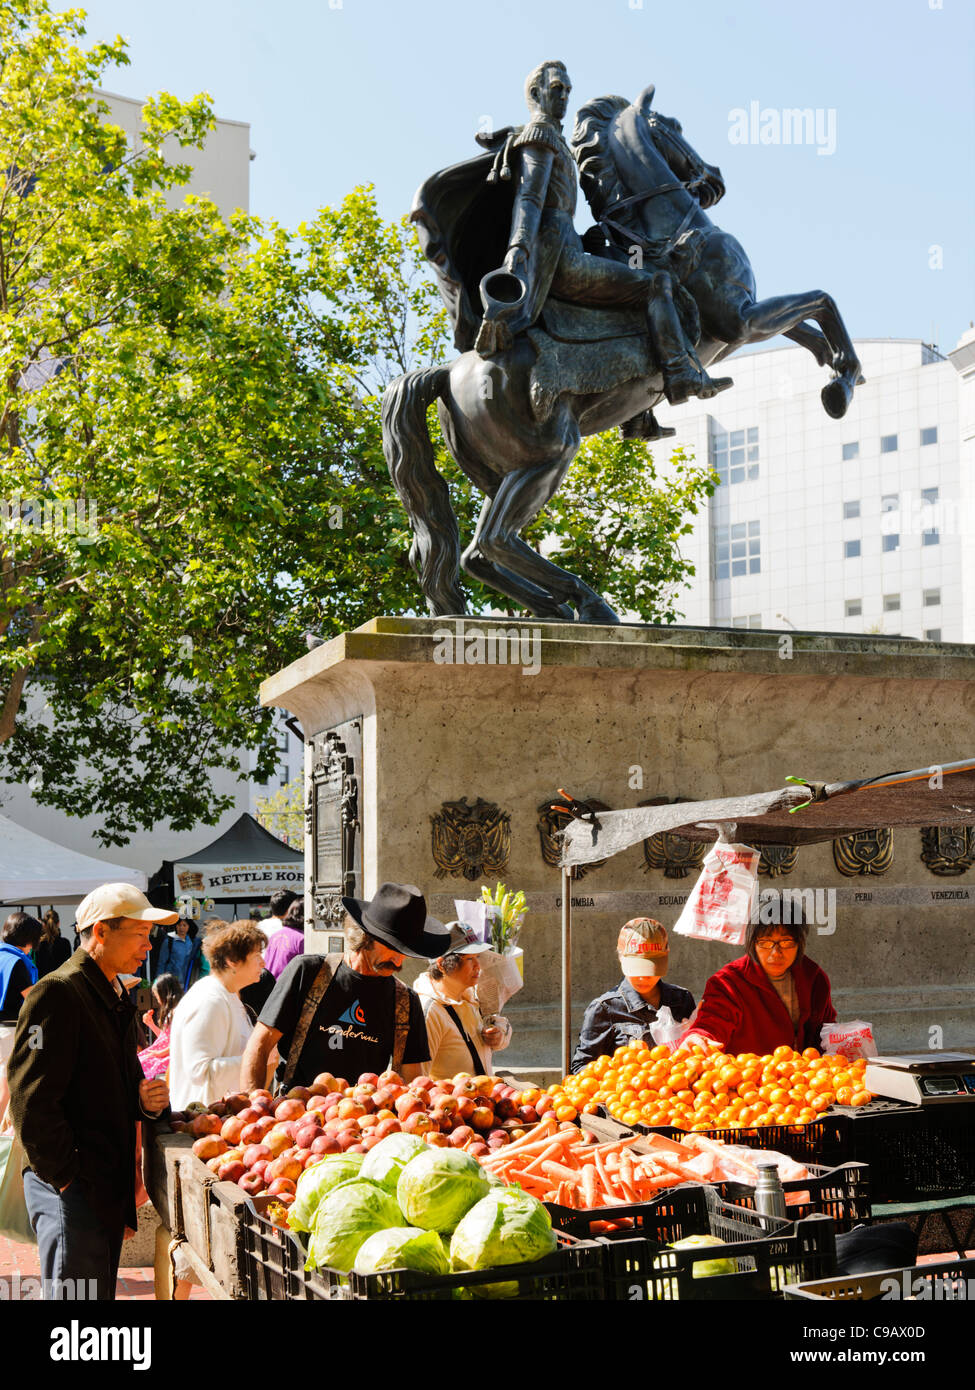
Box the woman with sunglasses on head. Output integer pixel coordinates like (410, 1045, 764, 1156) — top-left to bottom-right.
(677, 912, 835, 1056)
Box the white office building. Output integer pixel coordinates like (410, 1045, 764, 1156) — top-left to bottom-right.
(657, 332, 975, 643)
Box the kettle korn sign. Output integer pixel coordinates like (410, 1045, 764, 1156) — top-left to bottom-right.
(173, 859, 304, 898)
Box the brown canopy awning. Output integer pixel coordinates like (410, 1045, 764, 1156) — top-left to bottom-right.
(560, 759, 975, 866)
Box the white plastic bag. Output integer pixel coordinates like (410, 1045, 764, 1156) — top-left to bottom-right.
(475, 948, 523, 1017)
(649, 1004, 698, 1053)
(820, 1020, 878, 1059)
(453, 899, 493, 943)
(672, 841, 761, 945)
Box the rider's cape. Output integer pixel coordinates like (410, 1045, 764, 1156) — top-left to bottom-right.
(411, 131, 523, 353)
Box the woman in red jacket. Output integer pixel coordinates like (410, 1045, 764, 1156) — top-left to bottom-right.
(678, 916, 836, 1056)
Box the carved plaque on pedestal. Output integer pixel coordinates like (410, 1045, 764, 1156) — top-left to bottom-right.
(307, 717, 362, 948)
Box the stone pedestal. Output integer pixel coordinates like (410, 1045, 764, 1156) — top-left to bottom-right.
(260, 617, 975, 1067)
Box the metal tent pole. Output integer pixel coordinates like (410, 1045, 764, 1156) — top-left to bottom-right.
(561, 866, 572, 1079)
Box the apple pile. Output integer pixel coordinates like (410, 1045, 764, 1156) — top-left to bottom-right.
(168, 1071, 554, 1208)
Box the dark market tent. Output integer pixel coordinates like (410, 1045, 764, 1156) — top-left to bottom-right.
(164, 812, 303, 904)
(555, 758, 975, 1071)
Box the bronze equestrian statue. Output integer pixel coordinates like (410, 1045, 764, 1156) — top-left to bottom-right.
(383, 59, 863, 623)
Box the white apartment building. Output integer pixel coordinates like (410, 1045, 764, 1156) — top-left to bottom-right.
(658, 332, 975, 643)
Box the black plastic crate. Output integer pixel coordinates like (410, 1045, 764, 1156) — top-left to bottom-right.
(241, 1198, 604, 1301)
(616, 1111, 848, 1167)
(572, 1184, 835, 1301)
(783, 1257, 975, 1301)
(714, 1162, 871, 1234)
(828, 1102, 975, 1203)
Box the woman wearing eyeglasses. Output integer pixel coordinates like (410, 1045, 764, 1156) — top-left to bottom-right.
(677, 914, 835, 1056)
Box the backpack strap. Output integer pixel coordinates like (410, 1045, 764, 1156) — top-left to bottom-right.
(279, 953, 342, 1092)
(441, 1002, 485, 1075)
(391, 979, 412, 1074)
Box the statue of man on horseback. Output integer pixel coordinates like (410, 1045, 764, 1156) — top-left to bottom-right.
(384, 61, 863, 624)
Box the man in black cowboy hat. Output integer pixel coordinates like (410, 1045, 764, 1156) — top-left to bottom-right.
(241, 884, 449, 1091)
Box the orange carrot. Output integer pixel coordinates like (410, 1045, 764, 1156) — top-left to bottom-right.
(522, 1141, 569, 1174)
(581, 1164, 599, 1209)
(540, 1159, 583, 1186)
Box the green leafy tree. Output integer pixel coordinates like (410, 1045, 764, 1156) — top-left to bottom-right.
(255, 774, 304, 850)
(0, 0, 715, 847)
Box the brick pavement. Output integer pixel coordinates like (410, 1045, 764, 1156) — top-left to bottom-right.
(0, 1230, 211, 1300)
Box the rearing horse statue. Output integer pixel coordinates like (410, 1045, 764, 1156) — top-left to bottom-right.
(382, 67, 863, 624)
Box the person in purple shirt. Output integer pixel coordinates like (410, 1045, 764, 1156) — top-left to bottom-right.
(263, 900, 306, 979)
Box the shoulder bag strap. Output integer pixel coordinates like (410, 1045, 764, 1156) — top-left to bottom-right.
(391, 980, 412, 1075)
(279, 954, 341, 1093)
(441, 1002, 485, 1075)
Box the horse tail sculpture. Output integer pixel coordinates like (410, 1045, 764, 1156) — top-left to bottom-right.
(382, 365, 467, 616)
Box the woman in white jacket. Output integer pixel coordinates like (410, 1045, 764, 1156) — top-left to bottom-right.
(168, 919, 267, 1110)
(414, 922, 511, 1080)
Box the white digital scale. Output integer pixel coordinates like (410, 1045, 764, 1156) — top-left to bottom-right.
(863, 1052, 975, 1106)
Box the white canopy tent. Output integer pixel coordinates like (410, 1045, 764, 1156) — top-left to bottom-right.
(0, 814, 146, 904)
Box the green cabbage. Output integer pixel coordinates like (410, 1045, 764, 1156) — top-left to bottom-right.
(359, 1133, 427, 1195)
(449, 1189, 557, 1298)
(288, 1153, 365, 1234)
(305, 1179, 404, 1273)
(396, 1148, 489, 1234)
(652, 1235, 737, 1299)
(353, 1226, 449, 1277)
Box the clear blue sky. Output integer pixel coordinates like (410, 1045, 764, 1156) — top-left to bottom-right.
(78, 0, 973, 351)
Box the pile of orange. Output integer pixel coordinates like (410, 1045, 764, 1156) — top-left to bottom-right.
(547, 1041, 873, 1131)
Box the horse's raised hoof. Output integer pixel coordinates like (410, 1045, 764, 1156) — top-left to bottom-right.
(576, 598, 621, 625)
(822, 374, 854, 419)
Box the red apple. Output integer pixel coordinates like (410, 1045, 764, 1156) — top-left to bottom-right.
(274, 1097, 305, 1122)
(470, 1106, 494, 1131)
(453, 1079, 480, 1099)
(487, 1129, 510, 1149)
(456, 1098, 476, 1123)
(217, 1160, 246, 1184)
(337, 1099, 367, 1121)
(190, 1113, 223, 1138)
(373, 1118, 401, 1139)
(360, 1133, 384, 1151)
(378, 1070, 403, 1088)
(310, 1134, 341, 1156)
(242, 1142, 272, 1168)
(448, 1125, 475, 1149)
(307, 1093, 332, 1113)
(220, 1115, 247, 1146)
(193, 1135, 228, 1161)
(263, 1128, 293, 1158)
(403, 1111, 435, 1135)
(267, 1155, 303, 1184)
(358, 1113, 380, 1131)
(251, 1160, 269, 1182)
(236, 1107, 262, 1127)
(207, 1100, 229, 1118)
(517, 1105, 539, 1126)
(345, 1143, 367, 1154)
(267, 1177, 297, 1197)
(494, 1098, 518, 1120)
(294, 1123, 321, 1150)
(357, 1072, 380, 1088)
(394, 1093, 424, 1120)
(313, 1072, 344, 1093)
(286, 1086, 313, 1104)
(424, 1131, 449, 1147)
(467, 1141, 490, 1158)
(240, 1122, 266, 1148)
(239, 1172, 264, 1196)
(337, 1131, 362, 1152)
(412, 1077, 437, 1094)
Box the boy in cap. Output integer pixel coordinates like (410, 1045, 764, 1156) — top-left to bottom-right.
(571, 918, 695, 1073)
(8, 883, 177, 1299)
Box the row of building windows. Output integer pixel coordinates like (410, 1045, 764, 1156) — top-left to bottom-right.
(845, 531, 939, 556)
(845, 590, 941, 617)
(714, 425, 940, 485)
(843, 488, 938, 519)
(731, 610, 943, 642)
(842, 427, 938, 460)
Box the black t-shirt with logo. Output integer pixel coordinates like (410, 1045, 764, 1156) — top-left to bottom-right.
(259, 955, 430, 1088)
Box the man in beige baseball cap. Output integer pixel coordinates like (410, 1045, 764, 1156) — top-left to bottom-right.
(571, 917, 696, 1072)
(7, 883, 177, 1299)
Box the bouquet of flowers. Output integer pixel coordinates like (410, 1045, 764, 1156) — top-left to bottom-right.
(480, 882, 526, 954)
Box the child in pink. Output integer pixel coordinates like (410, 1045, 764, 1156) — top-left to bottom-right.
(138, 973, 183, 1080)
